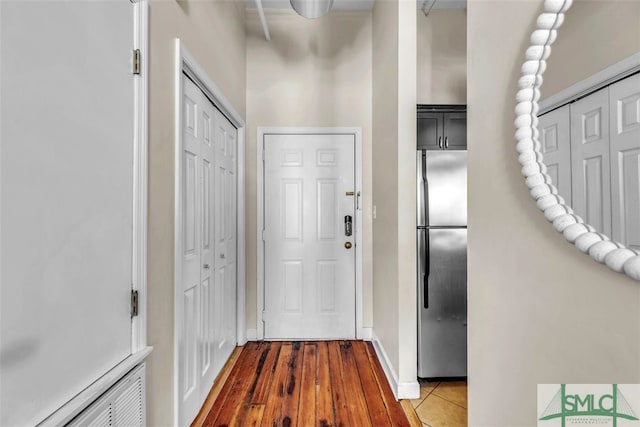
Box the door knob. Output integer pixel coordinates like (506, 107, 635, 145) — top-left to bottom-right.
(203, 264, 210, 269)
(344, 241, 352, 249)
(220, 254, 225, 259)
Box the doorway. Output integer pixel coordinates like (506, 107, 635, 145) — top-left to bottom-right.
(257, 128, 364, 340)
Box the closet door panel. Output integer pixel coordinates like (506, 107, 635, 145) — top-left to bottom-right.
(570, 87, 612, 236)
(539, 105, 572, 202)
(609, 73, 640, 251)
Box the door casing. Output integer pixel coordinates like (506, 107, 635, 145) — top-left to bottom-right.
(256, 127, 364, 340)
(174, 40, 246, 427)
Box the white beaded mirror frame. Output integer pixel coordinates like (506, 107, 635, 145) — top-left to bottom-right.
(515, 0, 640, 280)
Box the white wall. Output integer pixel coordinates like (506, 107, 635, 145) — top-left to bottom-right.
(146, 1, 246, 425)
(417, 8, 467, 104)
(467, 1, 640, 425)
(372, 0, 418, 395)
(542, 0, 640, 98)
(245, 8, 373, 332)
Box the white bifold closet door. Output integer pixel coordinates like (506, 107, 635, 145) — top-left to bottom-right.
(609, 73, 640, 252)
(570, 87, 612, 237)
(539, 105, 572, 202)
(179, 75, 237, 427)
(0, 1, 135, 426)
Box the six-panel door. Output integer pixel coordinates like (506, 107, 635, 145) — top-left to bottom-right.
(180, 75, 237, 426)
(263, 134, 356, 339)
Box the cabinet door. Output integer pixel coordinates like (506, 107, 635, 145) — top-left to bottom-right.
(539, 105, 572, 202)
(570, 87, 612, 236)
(609, 73, 640, 251)
(443, 112, 467, 150)
(418, 112, 443, 150)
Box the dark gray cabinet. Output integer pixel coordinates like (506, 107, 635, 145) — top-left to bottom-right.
(417, 106, 467, 150)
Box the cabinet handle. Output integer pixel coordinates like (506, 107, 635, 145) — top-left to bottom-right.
(438, 136, 443, 149)
(445, 136, 449, 149)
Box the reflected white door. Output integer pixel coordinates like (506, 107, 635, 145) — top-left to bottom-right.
(609, 73, 640, 252)
(179, 75, 237, 426)
(570, 87, 612, 236)
(263, 134, 356, 339)
(539, 105, 572, 201)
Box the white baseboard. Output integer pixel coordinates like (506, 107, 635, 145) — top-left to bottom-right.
(246, 328, 257, 341)
(398, 381, 420, 399)
(358, 327, 373, 341)
(371, 331, 399, 400)
(371, 331, 420, 400)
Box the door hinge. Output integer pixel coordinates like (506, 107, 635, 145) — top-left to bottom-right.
(131, 290, 139, 318)
(132, 49, 141, 75)
(262, 150, 265, 162)
(261, 230, 266, 241)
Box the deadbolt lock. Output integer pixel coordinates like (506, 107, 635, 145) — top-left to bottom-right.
(344, 241, 352, 249)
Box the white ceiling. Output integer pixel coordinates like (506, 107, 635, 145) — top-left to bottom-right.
(246, 0, 467, 11)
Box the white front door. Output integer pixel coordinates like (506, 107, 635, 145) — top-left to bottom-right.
(263, 134, 356, 339)
(179, 75, 237, 426)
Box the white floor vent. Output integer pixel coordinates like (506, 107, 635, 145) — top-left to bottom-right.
(66, 364, 145, 427)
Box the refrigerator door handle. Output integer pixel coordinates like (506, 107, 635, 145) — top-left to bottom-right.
(422, 152, 428, 226)
(424, 229, 429, 309)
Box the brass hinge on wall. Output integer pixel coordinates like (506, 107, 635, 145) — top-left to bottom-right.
(132, 49, 141, 75)
(131, 290, 139, 318)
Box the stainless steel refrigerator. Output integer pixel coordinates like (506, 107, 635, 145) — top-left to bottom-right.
(416, 149, 467, 378)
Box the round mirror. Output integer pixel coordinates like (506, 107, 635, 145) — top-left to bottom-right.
(515, 0, 640, 280)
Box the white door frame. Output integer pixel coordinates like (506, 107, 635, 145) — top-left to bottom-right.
(174, 39, 247, 426)
(132, 0, 149, 355)
(256, 127, 364, 340)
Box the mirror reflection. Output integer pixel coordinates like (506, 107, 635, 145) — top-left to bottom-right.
(537, 0, 640, 252)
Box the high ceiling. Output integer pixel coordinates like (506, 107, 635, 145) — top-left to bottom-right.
(246, 0, 467, 11)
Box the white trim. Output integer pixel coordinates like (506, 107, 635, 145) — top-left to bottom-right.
(131, 0, 148, 354)
(359, 327, 373, 341)
(371, 332, 399, 400)
(256, 127, 364, 341)
(371, 331, 419, 400)
(174, 39, 247, 427)
(246, 328, 257, 341)
(237, 125, 248, 346)
(38, 347, 153, 427)
(398, 381, 420, 400)
(539, 52, 640, 115)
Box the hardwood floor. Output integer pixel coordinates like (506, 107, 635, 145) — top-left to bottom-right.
(192, 341, 411, 427)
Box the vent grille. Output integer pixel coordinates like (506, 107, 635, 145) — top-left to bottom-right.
(66, 364, 145, 427)
(113, 378, 143, 427)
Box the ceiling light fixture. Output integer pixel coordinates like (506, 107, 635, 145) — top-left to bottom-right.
(290, 0, 334, 19)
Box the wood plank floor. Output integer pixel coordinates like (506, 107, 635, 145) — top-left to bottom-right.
(193, 341, 411, 427)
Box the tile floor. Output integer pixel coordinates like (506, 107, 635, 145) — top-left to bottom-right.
(410, 380, 468, 427)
